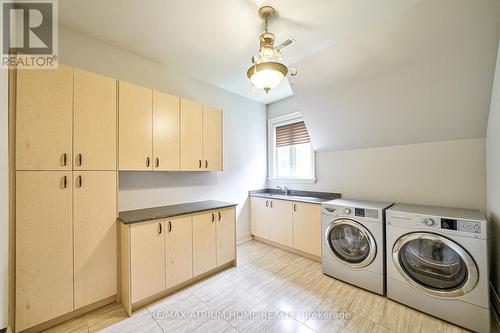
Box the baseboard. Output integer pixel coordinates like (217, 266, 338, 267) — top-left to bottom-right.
(254, 236, 322, 262)
(236, 233, 253, 245)
(491, 283, 500, 333)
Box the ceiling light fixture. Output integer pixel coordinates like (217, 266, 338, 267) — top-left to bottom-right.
(247, 6, 291, 94)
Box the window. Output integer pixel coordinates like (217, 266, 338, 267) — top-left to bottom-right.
(268, 113, 315, 182)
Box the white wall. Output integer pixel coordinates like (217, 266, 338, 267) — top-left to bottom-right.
(59, 26, 267, 241)
(487, 42, 500, 295)
(0, 68, 9, 328)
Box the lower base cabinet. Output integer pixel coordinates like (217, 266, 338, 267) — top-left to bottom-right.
(166, 215, 193, 288)
(250, 197, 321, 258)
(16, 170, 118, 332)
(121, 206, 236, 315)
(130, 220, 166, 303)
(16, 171, 74, 332)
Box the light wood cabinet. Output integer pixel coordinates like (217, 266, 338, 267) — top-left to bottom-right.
(153, 91, 180, 171)
(180, 99, 203, 170)
(216, 207, 236, 265)
(202, 106, 223, 171)
(16, 65, 73, 170)
(119, 81, 153, 170)
(130, 220, 166, 302)
(250, 197, 270, 239)
(120, 206, 236, 314)
(165, 216, 193, 288)
(192, 211, 217, 276)
(251, 197, 322, 258)
(73, 171, 117, 309)
(74, 69, 117, 170)
(16, 171, 73, 331)
(292, 202, 322, 257)
(269, 200, 293, 247)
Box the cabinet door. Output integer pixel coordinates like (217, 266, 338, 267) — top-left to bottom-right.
(250, 197, 270, 239)
(16, 65, 73, 170)
(130, 220, 166, 302)
(74, 171, 117, 309)
(269, 200, 293, 247)
(153, 91, 180, 171)
(292, 202, 321, 256)
(216, 207, 236, 265)
(16, 171, 73, 331)
(192, 211, 217, 276)
(202, 106, 222, 171)
(165, 216, 193, 288)
(74, 69, 117, 170)
(119, 81, 153, 170)
(180, 99, 203, 170)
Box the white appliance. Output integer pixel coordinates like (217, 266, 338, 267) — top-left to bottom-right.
(321, 199, 394, 295)
(386, 204, 489, 333)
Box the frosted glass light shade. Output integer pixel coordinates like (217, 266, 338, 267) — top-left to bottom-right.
(247, 62, 288, 93)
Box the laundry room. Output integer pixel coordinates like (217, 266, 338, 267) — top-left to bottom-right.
(1, 1, 500, 333)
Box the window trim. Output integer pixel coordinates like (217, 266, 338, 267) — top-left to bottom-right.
(267, 113, 316, 183)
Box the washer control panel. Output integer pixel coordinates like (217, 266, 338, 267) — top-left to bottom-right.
(338, 207, 379, 219)
(457, 220, 481, 234)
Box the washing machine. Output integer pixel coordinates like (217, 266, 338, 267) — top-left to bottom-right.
(321, 199, 394, 295)
(386, 203, 489, 333)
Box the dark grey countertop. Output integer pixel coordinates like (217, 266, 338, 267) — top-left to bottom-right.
(119, 200, 237, 224)
(249, 189, 341, 204)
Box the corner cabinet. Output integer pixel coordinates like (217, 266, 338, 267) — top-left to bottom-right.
(120, 206, 236, 315)
(250, 198, 322, 260)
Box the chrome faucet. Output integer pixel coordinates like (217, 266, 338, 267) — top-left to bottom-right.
(277, 185, 289, 195)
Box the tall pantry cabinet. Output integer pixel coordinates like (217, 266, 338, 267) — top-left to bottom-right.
(15, 65, 118, 332)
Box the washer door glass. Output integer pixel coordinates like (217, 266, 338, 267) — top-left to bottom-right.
(327, 219, 376, 267)
(393, 233, 479, 297)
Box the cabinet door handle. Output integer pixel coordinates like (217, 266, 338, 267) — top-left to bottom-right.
(199, 160, 202, 168)
(77, 175, 82, 188)
(211, 212, 215, 222)
(270, 201, 273, 208)
(76, 153, 82, 166)
(62, 176, 67, 189)
(168, 221, 172, 233)
(293, 204, 297, 212)
(62, 153, 67, 166)
(155, 157, 159, 168)
(146, 157, 150, 167)
(158, 222, 162, 234)
(205, 160, 208, 168)
(218, 211, 221, 221)
(266, 200, 268, 207)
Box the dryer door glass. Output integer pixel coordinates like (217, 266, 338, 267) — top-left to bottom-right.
(393, 233, 479, 297)
(327, 219, 376, 268)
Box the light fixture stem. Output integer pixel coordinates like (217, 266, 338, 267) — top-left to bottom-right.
(265, 17, 268, 33)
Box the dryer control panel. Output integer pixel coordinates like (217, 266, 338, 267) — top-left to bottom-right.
(419, 217, 481, 234)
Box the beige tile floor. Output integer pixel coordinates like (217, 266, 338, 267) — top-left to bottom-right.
(44, 240, 470, 333)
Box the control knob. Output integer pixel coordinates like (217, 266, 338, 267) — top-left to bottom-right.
(423, 218, 435, 227)
(344, 208, 352, 215)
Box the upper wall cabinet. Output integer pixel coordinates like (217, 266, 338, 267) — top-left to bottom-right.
(74, 69, 117, 170)
(117, 81, 223, 172)
(180, 99, 203, 170)
(153, 91, 180, 171)
(16, 65, 73, 170)
(203, 106, 223, 171)
(180, 100, 223, 171)
(118, 81, 153, 171)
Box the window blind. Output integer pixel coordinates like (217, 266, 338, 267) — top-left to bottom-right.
(275, 121, 311, 147)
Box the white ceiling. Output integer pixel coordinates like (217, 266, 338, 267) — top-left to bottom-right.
(59, 0, 421, 104)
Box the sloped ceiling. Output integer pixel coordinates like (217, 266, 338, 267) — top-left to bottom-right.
(290, 0, 500, 151)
